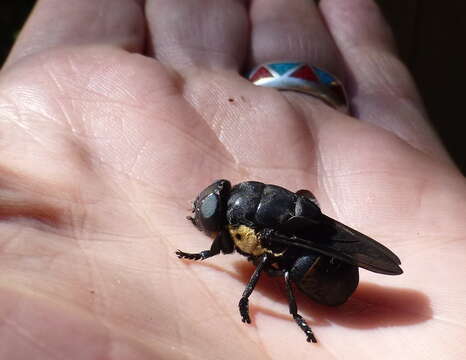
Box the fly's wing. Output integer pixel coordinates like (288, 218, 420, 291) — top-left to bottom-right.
(318, 215, 402, 274)
(272, 215, 403, 275)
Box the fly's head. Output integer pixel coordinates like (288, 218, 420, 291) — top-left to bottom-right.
(188, 179, 231, 237)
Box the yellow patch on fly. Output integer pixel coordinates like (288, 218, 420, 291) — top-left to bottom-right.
(228, 225, 265, 256)
(228, 225, 286, 257)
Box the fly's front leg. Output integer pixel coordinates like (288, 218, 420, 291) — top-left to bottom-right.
(239, 254, 269, 323)
(175, 249, 213, 261)
(176, 231, 233, 260)
(284, 271, 317, 343)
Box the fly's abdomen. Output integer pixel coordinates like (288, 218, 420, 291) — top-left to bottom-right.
(297, 257, 359, 306)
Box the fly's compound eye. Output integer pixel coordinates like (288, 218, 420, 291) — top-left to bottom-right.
(193, 179, 231, 234)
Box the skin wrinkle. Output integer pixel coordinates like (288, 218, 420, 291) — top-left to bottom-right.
(81, 70, 235, 173)
(188, 84, 314, 171)
(1, 92, 97, 183)
(0, 176, 66, 227)
(319, 0, 398, 53)
(180, 92, 243, 170)
(0, 135, 96, 229)
(348, 49, 422, 106)
(12, 0, 144, 65)
(152, 111, 236, 169)
(3, 317, 65, 360)
(172, 262, 263, 357)
(159, 43, 243, 66)
(351, 95, 426, 137)
(255, 331, 275, 360)
(0, 286, 161, 359)
(164, 249, 188, 358)
(313, 134, 340, 217)
(320, 346, 340, 360)
(0, 226, 24, 256)
(191, 274, 249, 350)
(38, 51, 144, 113)
(11, 113, 50, 149)
(0, 199, 62, 228)
(67, 183, 94, 239)
(82, 125, 228, 199)
(204, 123, 245, 169)
(125, 139, 152, 179)
(249, 1, 342, 74)
(432, 315, 466, 329)
(319, 1, 451, 166)
(0, 291, 48, 358)
(281, 96, 319, 176)
(148, 0, 249, 69)
(44, 58, 67, 99)
(92, 178, 148, 232)
(88, 156, 163, 199)
(86, 253, 114, 324)
(51, 84, 86, 137)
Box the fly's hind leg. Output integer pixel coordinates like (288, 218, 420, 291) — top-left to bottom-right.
(284, 271, 317, 343)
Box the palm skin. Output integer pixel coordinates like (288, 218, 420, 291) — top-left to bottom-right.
(1, 1, 466, 359)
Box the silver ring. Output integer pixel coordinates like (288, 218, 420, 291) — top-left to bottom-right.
(247, 62, 349, 113)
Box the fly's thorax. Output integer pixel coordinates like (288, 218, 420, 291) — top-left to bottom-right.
(228, 225, 285, 257)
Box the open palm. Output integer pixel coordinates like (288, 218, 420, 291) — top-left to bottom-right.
(1, 0, 465, 359)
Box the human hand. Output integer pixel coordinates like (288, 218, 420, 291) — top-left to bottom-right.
(1, 0, 465, 359)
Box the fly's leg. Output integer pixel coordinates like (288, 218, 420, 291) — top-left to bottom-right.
(284, 271, 317, 343)
(176, 231, 233, 260)
(239, 254, 269, 323)
(175, 249, 214, 260)
(249, 256, 283, 277)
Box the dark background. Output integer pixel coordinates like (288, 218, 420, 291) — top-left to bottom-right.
(1, 1, 464, 173)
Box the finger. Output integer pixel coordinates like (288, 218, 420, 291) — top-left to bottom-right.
(320, 0, 452, 162)
(145, 0, 249, 71)
(5, 0, 145, 68)
(249, 0, 344, 78)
